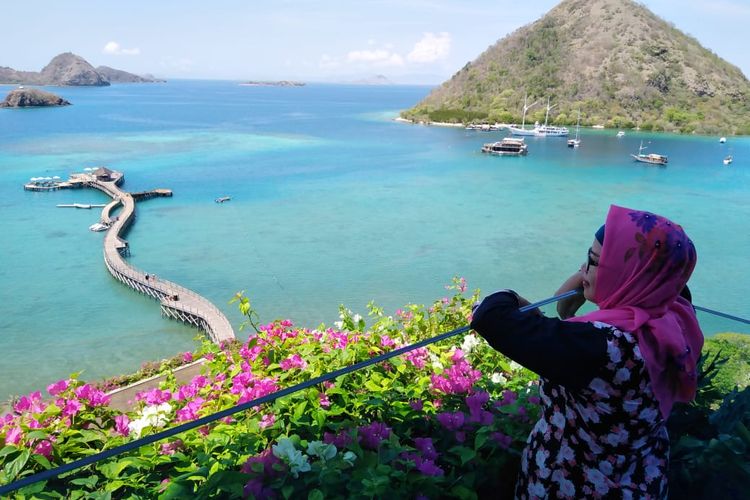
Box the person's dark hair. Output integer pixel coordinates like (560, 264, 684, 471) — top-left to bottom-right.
(595, 224, 605, 245)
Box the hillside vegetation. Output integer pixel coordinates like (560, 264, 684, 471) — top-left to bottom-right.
(402, 0, 750, 135)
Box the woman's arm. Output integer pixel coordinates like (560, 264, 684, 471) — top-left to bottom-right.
(470, 290, 607, 390)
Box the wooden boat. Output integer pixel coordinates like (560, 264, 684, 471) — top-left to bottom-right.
(631, 141, 667, 165)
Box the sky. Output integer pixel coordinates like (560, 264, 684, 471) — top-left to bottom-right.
(1, 0, 749, 84)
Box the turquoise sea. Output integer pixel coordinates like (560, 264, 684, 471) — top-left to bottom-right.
(1, 81, 748, 402)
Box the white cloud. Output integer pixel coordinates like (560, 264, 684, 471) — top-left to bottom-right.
(407, 32, 451, 63)
(103, 41, 140, 56)
(347, 49, 404, 66)
(319, 54, 341, 69)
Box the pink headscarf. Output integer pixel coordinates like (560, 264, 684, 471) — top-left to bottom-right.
(569, 205, 704, 418)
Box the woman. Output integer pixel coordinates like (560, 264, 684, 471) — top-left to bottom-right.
(470, 205, 703, 499)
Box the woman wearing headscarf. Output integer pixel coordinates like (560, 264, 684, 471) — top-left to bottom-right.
(470, 205, 703, 499)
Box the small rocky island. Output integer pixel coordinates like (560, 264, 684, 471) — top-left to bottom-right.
(0, 88, 71, 108)
(239, 81, 305, 87)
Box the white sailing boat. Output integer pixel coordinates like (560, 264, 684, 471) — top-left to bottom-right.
(535, 97, 569, 137)
(567, 110, 581, 148)
(508, 94, 540, 136)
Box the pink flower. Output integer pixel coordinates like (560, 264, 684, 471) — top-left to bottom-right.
(47, 379, 69, 396)
(4, 426, 22, 445)
(404, 347, 429, 369)
(204, 353, 215, 361)
(358, 421, 392, 450)
(430, 358, 481, 394)
(75, 384, 110, 407)
(528, 395, 541, 405)
(259, 414, 276, 429)
(380, 335, 396, 348)
(114, 415, 130, 436)
(467, 391, 493, 425)
(160, 439, 184, 455)
(319, 393, 331, 409)
(409, 399, 424, 412)
(459, 277, 468, 293)
(33, 439, 52, 458)
(182, 352, 194, 363)
(279, 354, 308, 371)
(176, 398, 204, 423)
(14, 391, 45, 414)
(136, 388, 172, 405)
(496, 389, 518, 407)
(62, 399, 82, 418)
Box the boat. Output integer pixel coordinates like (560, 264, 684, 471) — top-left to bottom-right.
(508, 94, 540, 136)
(617, 131, 625, 138)
(481, 137, 528, 156)
(215, 196, 231, 203)
(723, 155, 733, 165)
(89, 222, 110, 232)
(567, 110, 581, 148)
(631, 141, 668, 165)
(720, 137, 727, 143)
(534, 98, 569, 137)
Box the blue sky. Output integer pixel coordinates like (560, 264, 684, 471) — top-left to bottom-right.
(1, 0, 748, 84)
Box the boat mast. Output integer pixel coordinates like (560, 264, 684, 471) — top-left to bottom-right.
(575, 110, 580, 140)
(521, 93, 539, 129)
(544, 97, 558, 127)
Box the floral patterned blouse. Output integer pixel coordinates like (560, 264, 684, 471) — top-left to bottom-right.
(470, 291, 669, 499)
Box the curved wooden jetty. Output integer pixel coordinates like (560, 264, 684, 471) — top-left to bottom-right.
(26, 169, 235, 344)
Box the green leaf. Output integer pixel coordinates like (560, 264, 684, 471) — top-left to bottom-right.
(70, 475, 100, 488)
(293, 400, 308, 420)
(32, 454, 52, 470)
(450, 446, 476, 465)
(25, 430, 48, 441)
(282, 484, 295, 499)
(0, 445, 18, 458)
(308, 489, 325, 500)
(3, 449, 30, 481)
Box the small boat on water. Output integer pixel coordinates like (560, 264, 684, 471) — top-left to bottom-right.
(631, 141, 668, 166)
(720, 137, 727, 143)
(724, 155, 733, 165)
(617, 131, 625, 138)
(508, 93, 540, 136)
(89, 222, 110, 232)
(481, 137, 528, 156)
(57, 203, 106, 209)
(534, 97, 569, 137)
(567, 110, 581, 148)
(215, 196, 231, 203)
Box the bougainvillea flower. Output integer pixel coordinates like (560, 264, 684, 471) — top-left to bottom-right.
(358, 421, 392, 450)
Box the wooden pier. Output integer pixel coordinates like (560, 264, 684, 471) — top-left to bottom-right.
(24, 168, 235, 344)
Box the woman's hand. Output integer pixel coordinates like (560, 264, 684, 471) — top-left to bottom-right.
(555, 271, 586, 319)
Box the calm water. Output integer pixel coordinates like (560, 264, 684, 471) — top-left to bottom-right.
(0, 81, 748, 401)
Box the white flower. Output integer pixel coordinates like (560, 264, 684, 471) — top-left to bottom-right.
(334, 321, 344, 330)
(273, 438, 311, 478)
(460, 334, 481, 354)
(490, 372, 507, 385)
(429, 353, 443, 370)
(342, 451, 357, 465)
(509, 361, 523, 372)
(352, 313, 363, 323)
(307, 441, 337, 461)
(128, 403, 172, 438)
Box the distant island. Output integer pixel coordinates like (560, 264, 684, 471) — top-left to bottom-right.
(401, 0, 750, 135)
(0, 52, 164, 86)
(239, 81, 305, 87)
(351, 74, 393, 85)
(0, 88, 71, 108)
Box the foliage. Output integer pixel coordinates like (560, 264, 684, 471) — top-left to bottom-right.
(0, 278, 540, 498)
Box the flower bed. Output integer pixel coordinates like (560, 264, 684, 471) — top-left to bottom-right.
(0, 279, 539, 498)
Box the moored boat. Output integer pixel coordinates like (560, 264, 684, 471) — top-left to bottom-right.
(533, 97, 568, 137)
(617, 131, 625, 138)
(508, 93, 540, 136)
(723, 155, 733, 165)
(481, 137, 528, 156)
(720, 137, 727, 143)
(89, 222, 110, 232)
(567, 110, 581, 147)
(215, 196, 231, 203)
(631, 141, 668, 165)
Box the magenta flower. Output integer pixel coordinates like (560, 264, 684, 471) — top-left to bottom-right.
(417, 457, 444, 476)
(182, 351, 193, 363)
(430, 358, 481, 394)
(47, 379, 69, 396)
(414, 437, 438, 461)
(528, 395, 541, 405)
(466, 391, 493, 425)
(3, 426, 22, 445)
(380, 335, 396, 348)
(160, 439, 184, 456)
(491, 432, 513, 449)
(436, 411, 465, 431)
(459, 277, 467, 293)
(496, 389, 518, 407)
(358, 421, 392, 450)
(319, 393, 331, 409)
(259, 413, 276, 429)
(33, 439, 52, 458)
(279, 354, 308, 371)
(176, 398, 204, 423)
(62, 399, 82, 418)
(14, 391, 46, 414)
(137, 388, 172, 405)
(114, 414, 130, 437)
(324, 430, 353, 449)
(404, 347, 429, 369)
(455, 431, 466, 443)
(75, 384, 110, 407)
(409, 399, 424, 412)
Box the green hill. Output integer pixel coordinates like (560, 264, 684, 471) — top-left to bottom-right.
(402, 0, 750, 135)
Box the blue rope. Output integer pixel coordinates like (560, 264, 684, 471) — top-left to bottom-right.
(2, 289, 747, 494)
(694, 305, 750, 325)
